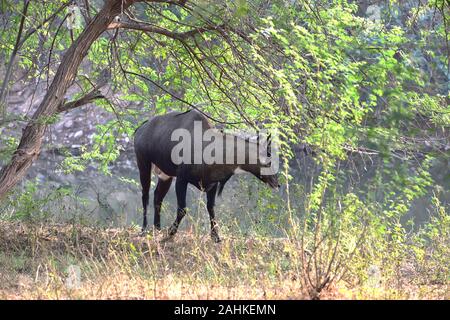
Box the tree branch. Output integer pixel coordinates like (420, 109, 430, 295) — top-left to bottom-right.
(57, 88, 105, 113)
(107, 19, 223, 41)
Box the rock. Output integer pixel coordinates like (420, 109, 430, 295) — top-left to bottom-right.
(36, 173, 46, 183)
(64, 119, 74, 128)
(73, 130, 83, 138)
(366, 5, 381, 22)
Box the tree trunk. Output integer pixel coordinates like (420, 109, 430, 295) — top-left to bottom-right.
(0, 0, 134, 199)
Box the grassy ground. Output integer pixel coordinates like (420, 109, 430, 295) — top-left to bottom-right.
(0, 221, 448, 300)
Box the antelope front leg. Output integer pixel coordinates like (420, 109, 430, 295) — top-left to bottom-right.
(168, 179, 188, 237)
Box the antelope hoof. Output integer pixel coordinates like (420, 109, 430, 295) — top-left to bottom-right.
(168, 225, 178, 237)
(152, 225, 162, 234)
(211, 231, 221, 243)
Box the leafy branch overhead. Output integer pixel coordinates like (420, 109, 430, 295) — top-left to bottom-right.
(0, 0, 448, 196)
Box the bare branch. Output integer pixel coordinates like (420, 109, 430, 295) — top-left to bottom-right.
(122, 68, 241, 126)
(107, 19, 223, 40)
(57, 89, 105, 113)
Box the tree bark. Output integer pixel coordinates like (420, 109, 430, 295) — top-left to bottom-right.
(0, 0, 134, 199)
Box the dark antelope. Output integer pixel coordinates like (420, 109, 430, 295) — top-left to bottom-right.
(134, 110, 279, 242)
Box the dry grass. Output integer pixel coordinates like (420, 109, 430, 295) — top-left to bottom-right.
(0, 221, 447, 300)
